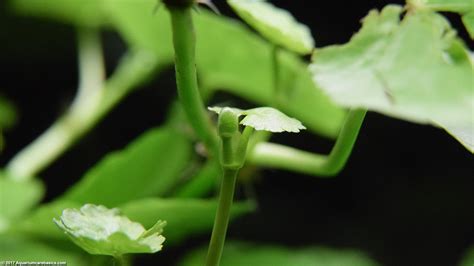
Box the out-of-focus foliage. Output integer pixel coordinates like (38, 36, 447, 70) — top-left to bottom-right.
(179, 241, 380, 266)
(227, 0, 314, 54)
(61, 127, 192, 206)
(459, 246, 474, 266)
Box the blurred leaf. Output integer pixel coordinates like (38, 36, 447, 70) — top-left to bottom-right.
(459, 246, 474, 266)
(409, 0, 473, 12)
(15, 200, 81, 240)
(105, 0, 345, 138)
(54, 204, 165, 256)
(0, 172, 44, 232)
(173, 159, 220, 198)
(121, 198, 255, 245)
(9, 0, 109, 27)
(0, 235, 90, 265)
(407, 0, 474, 39)
(462, 12, 474, 39)
(209, 106, 306, 133)
(227, 0, 314, 54)
(179, 241, 380, 266)
(0, 96, 17, 130)
(310, 5, 474, 152)
(61, 127, 192, 206)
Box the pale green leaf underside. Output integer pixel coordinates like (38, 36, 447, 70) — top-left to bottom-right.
(228, 0, 314, 54)
(54, 204, 165, 256)
(61, 127, 192, 206)
(209, 106, 306, 133)
(310, 5, 474, 152)
(180, 241, 380, 266)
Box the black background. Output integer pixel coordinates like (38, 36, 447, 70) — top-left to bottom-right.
(0, 1, 473, 266)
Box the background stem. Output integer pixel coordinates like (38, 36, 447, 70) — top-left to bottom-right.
(206, 168, 238, 266)
(169, 7, 219, 156)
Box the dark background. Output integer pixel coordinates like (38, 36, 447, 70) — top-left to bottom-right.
(1, 1, 473, 266)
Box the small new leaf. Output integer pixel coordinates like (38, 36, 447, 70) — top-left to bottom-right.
(54, 204, 165, 257)
(209, 106, 305, 133)
(228, 0, 314, 54)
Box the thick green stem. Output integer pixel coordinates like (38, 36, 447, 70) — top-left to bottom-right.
(206, 168, 238, 266)
(249, 109, 367, 177)
(168, 7, 219, 155)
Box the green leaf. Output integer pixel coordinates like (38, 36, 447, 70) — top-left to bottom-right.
(120, 198, 255, 245)
(227, 0, 314, 54)
(105, 1, 345, 138)
(179, 241, 380, 266)
(0, 172, 44, 232)
(14, 200, 81, 240)
(408, 0, 474, 39)
(54, 204, 165, 256)
(459, 246, 474, 266)
(462, 12, 474, 39)
(209, 106, 305, 133)
(310, 5, 474, 152)
(0, 235, 90, 265)
(61, 127, 192, 206)
(408, 0, 473, 13)
(9, 0, 108, 27)
(0, 96, 17, 130)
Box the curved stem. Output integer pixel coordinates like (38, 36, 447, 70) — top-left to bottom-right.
(206, 168, 238, 266)
(5, 28, 104, 180)
(249, 109, 367, 177)
(271, 45, 283, 107)
(6, 46, 158, 180)
(168, 7, 219, 156)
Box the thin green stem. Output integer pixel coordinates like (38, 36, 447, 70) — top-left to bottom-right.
(113, 255, 130, 266)
(249, 109, 367, 177)
(168, 7, 219, 156)
(206, 168, 238, 266)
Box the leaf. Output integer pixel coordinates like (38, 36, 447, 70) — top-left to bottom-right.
(209, 106, 305, 133)
(407, 0, 474, 39)
(54, 204, 165, 256)
(120, 198, 255, 245)
(408, 0, 473, 13)
(9, 0, 109, 27)
(61, 127, 192, 206)
(310, 5, 474, 152)
(227, 0, 314, 54)
(0, 235, 90, 265)
(0, 96, 17, 130)
(179, 241, 380, 266)
(459, 246, 474, 266)
(462, 12, 474, 39)
(105, 0, 345, 138)
(0, 172, 44, 232)
(14, 200, 81, 240)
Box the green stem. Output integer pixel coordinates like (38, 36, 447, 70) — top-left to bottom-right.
(6, 46, 158, 180)
(249, 109, 367, 177)
(114, 255, 130, 266)
(271, 45, 283, 107)
(206, 168, 238, 266)
(168, 7, 219, 156)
